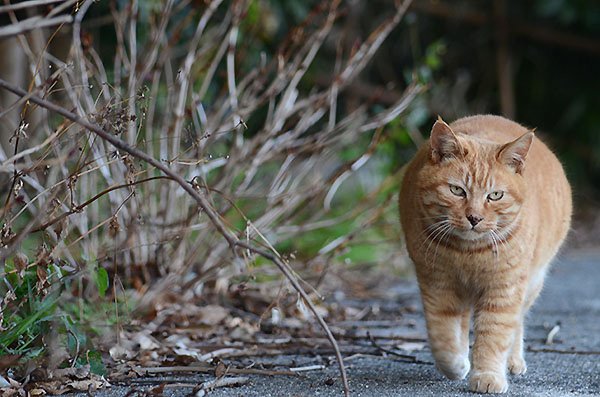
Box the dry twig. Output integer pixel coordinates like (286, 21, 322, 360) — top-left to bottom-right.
(133, 365, 302, 378)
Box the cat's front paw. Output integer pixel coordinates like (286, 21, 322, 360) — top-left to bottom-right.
(508, 355, 527, 375)
(470, 371, 508, 394)
(434, 352, 470, 380)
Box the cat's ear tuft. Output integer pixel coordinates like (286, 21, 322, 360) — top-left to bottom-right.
(430, 119, 462, 163)
(497, 132, 534, 175)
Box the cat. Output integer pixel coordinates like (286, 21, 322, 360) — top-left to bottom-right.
(398, 115, 572, 393)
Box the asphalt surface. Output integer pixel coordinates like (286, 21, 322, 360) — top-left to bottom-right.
(77, 249, 600, 396)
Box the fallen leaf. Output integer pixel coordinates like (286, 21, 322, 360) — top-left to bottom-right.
(0, 356, 20, 371)
(34, 373, 110, 395)
(110, 344, 135, 361)
(214, 360, 227, 377)
(132, 331, 160, 351)
(51, 364, 90, 379)
(198, 305, 229, 325)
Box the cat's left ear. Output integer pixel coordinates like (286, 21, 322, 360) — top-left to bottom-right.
(497, 132, 534, 175)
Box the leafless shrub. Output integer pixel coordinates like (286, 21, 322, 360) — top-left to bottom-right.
(0, 0, 420, 390)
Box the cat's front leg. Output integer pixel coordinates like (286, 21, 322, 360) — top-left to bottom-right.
(421, 288, 470, 380)
(470, 288, 524, 393)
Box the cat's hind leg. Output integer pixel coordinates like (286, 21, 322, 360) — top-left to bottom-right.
(507, 315, 526, 375)
(508, 272, 545, 375)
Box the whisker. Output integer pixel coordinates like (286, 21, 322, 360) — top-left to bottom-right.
(488, 230, 501, 261)
(490, 228, 510, 261)
(425, 222, 453, 260)
(495, 222, 516, 251)
(433, 224, 454, 259)
(420, 219, 450, 240)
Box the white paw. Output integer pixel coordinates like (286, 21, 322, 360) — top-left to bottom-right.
(508, 355, 527, 375)
(435, 353, 470, 380)
(470, 371, 508, 393)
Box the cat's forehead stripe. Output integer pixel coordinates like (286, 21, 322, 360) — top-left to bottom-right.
(462, 161, 495, 192)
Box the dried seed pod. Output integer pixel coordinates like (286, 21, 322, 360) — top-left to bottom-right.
(36, 262, 49, 295)
(109, 216, 120, 237)
(53, 217, 68, 239)
(13, 253, 28, 273)
(0, 224, 15, 247)
(35, 244, 51, 267)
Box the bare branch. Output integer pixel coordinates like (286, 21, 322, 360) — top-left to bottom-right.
(0, 15, 72, 39)
(0, 0, 66, 14)
(0, 77, 350, 396)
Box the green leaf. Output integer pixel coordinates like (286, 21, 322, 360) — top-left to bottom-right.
(0, 294, 58, 355)
(88, 354, 107, 376)
(95, 267, 108, 298)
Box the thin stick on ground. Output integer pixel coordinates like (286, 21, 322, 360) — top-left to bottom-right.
(134, 365, 304, 377)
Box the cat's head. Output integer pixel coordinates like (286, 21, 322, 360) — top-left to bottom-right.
(417, 119, 534, 243)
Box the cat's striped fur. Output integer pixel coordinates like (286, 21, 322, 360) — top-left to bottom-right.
(399, 115, 571, 393)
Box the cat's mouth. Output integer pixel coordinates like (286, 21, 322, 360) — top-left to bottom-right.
(453, 226, 489, 241)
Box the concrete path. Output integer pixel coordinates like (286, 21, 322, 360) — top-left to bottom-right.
(85, 249, 600, 396)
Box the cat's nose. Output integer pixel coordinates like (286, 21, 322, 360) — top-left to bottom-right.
(467, 214, 483, 227)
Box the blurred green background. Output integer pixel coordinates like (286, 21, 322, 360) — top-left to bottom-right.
(259, 0, 600, 202)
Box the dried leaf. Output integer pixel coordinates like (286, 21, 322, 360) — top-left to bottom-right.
(3, 289, 16, 304)
(214, 360, 227, 377)
(0, 309, 6, 332)
(198, 305, 229, 326)
(0, 389, 19, 397)
(108, 216, 120, 237)
(173, 346, 201, 360)
(296, 295, 311, 320)
(0, 355, 20, 370)
(35, 244, 51, 267)
(34, 373, 110, 395)
(0, 376, 20, 395)
(51, 364, 90, 379)
(0, 224, 15, 246)
(64, 379, 103, 392)
(36, 264, 49, 294)
(109, 344, 135, 361)
(148, 383, 165, 395)
(131, 331, 159, 351)
(13, 253, 28, 273)
(270, 307, 282, 325)
(52, 217, 67, 239)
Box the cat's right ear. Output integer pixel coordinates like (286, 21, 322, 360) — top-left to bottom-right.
(430, 119, 462, 163)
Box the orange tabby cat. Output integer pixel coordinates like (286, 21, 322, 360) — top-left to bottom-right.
(399, 115, 571, 393)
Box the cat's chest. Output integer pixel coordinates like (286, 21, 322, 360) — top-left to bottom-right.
(415, 232, 527, 271)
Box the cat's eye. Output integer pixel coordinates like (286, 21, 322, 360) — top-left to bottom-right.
(449, 185, 466, 197)
(488, 191, 504, 201)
